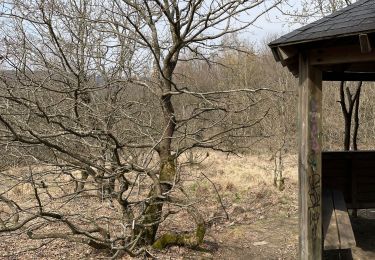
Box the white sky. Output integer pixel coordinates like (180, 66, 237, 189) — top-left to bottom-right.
(251, 9, 295, 42)
(243, 1, 308, 49)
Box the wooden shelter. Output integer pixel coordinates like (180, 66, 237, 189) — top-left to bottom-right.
(269, 0, 375, 259)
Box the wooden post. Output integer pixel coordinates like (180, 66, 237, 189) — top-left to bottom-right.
(298, 52, 323, 260)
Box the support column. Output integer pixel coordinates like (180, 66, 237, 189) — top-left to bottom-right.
(298, 52, 323, 260)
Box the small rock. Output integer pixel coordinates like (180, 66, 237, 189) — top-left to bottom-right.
(199, 252, 214, 259)
(231, 205, 246, 215)
(253, 241, 268, 246)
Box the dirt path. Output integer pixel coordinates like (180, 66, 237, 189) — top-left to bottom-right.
(209, 215, 298, 260)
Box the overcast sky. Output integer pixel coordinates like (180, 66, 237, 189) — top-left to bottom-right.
(244, 1, 308, 49)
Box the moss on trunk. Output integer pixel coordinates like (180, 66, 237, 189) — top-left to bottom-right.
(159, 157, 175, 185)
(140, 157, 176, 244)
(152, 202, 205, 250)
(152, 223, 205, 250)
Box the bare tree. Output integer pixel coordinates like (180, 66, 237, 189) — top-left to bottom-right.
(0, 0, 282, 257)
(279, 0, 352, 24)
(339, 81, 362, 150)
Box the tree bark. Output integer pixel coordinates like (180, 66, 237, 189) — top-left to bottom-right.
(339, 81, 351, 150)
(352, 82, 362, 150)
(339, 81, 362, 151)
(141, 157, 176, 244)
(152, 202, 205, 249)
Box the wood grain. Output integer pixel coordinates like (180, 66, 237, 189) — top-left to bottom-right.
(332, 190, 356, 249)
(322, 190, 340, 250)
(298, 52, 322, 260)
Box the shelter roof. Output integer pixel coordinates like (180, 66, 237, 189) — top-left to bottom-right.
(268, 0, 375, 81)
(269, 0, 375, 47)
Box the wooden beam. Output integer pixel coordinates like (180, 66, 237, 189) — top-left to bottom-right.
(309, 44, 375, 65)
(319, 62, 375, 73)
(322, 72, 375, 81)
(359, 33, 372, 54)
(271, 47, 280, 62)
(286, 58, 299, 77)
(277, 46, 298, 61)
(275, 46, 299, 75)
(345, 61, 375, 72)
(298, 52, 323, 260)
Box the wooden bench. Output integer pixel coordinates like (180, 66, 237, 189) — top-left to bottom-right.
(321, 151, 375, 252)
(323, 189, 356, 250)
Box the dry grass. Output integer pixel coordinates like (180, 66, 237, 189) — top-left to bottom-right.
(153, 152, 299, 259)
(1, 152, 300, 260)
(197, 152, 298, 189)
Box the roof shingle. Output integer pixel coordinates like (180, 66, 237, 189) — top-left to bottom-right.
(269, 0, 375, 47)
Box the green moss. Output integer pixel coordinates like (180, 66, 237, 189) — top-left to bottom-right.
(159, 158, 176, 183)
(190, 182, 198, 192)
(196, 224, 205, 243)
(152, 233, 177, 250)
(234, 192, 241, 202)
(152, 223, 206, 250)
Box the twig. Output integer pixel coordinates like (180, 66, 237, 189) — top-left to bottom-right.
(201, 172, 229, 220)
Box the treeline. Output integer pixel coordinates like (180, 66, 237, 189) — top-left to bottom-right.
(176, 39, 375, 154)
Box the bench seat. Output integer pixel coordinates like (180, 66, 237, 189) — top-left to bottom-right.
(323, 189, 356, 250)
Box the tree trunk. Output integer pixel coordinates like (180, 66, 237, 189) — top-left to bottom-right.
(343, 115, 351, 151)
(152, 201, 205, 249)
(352, 82, 362, 150)
(339, 81, 362, 217)
(141, 157, 176, 244)
(141, 72, 177, 244)
(75, 170, 88, 193)
(339, 81, 351, 151)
